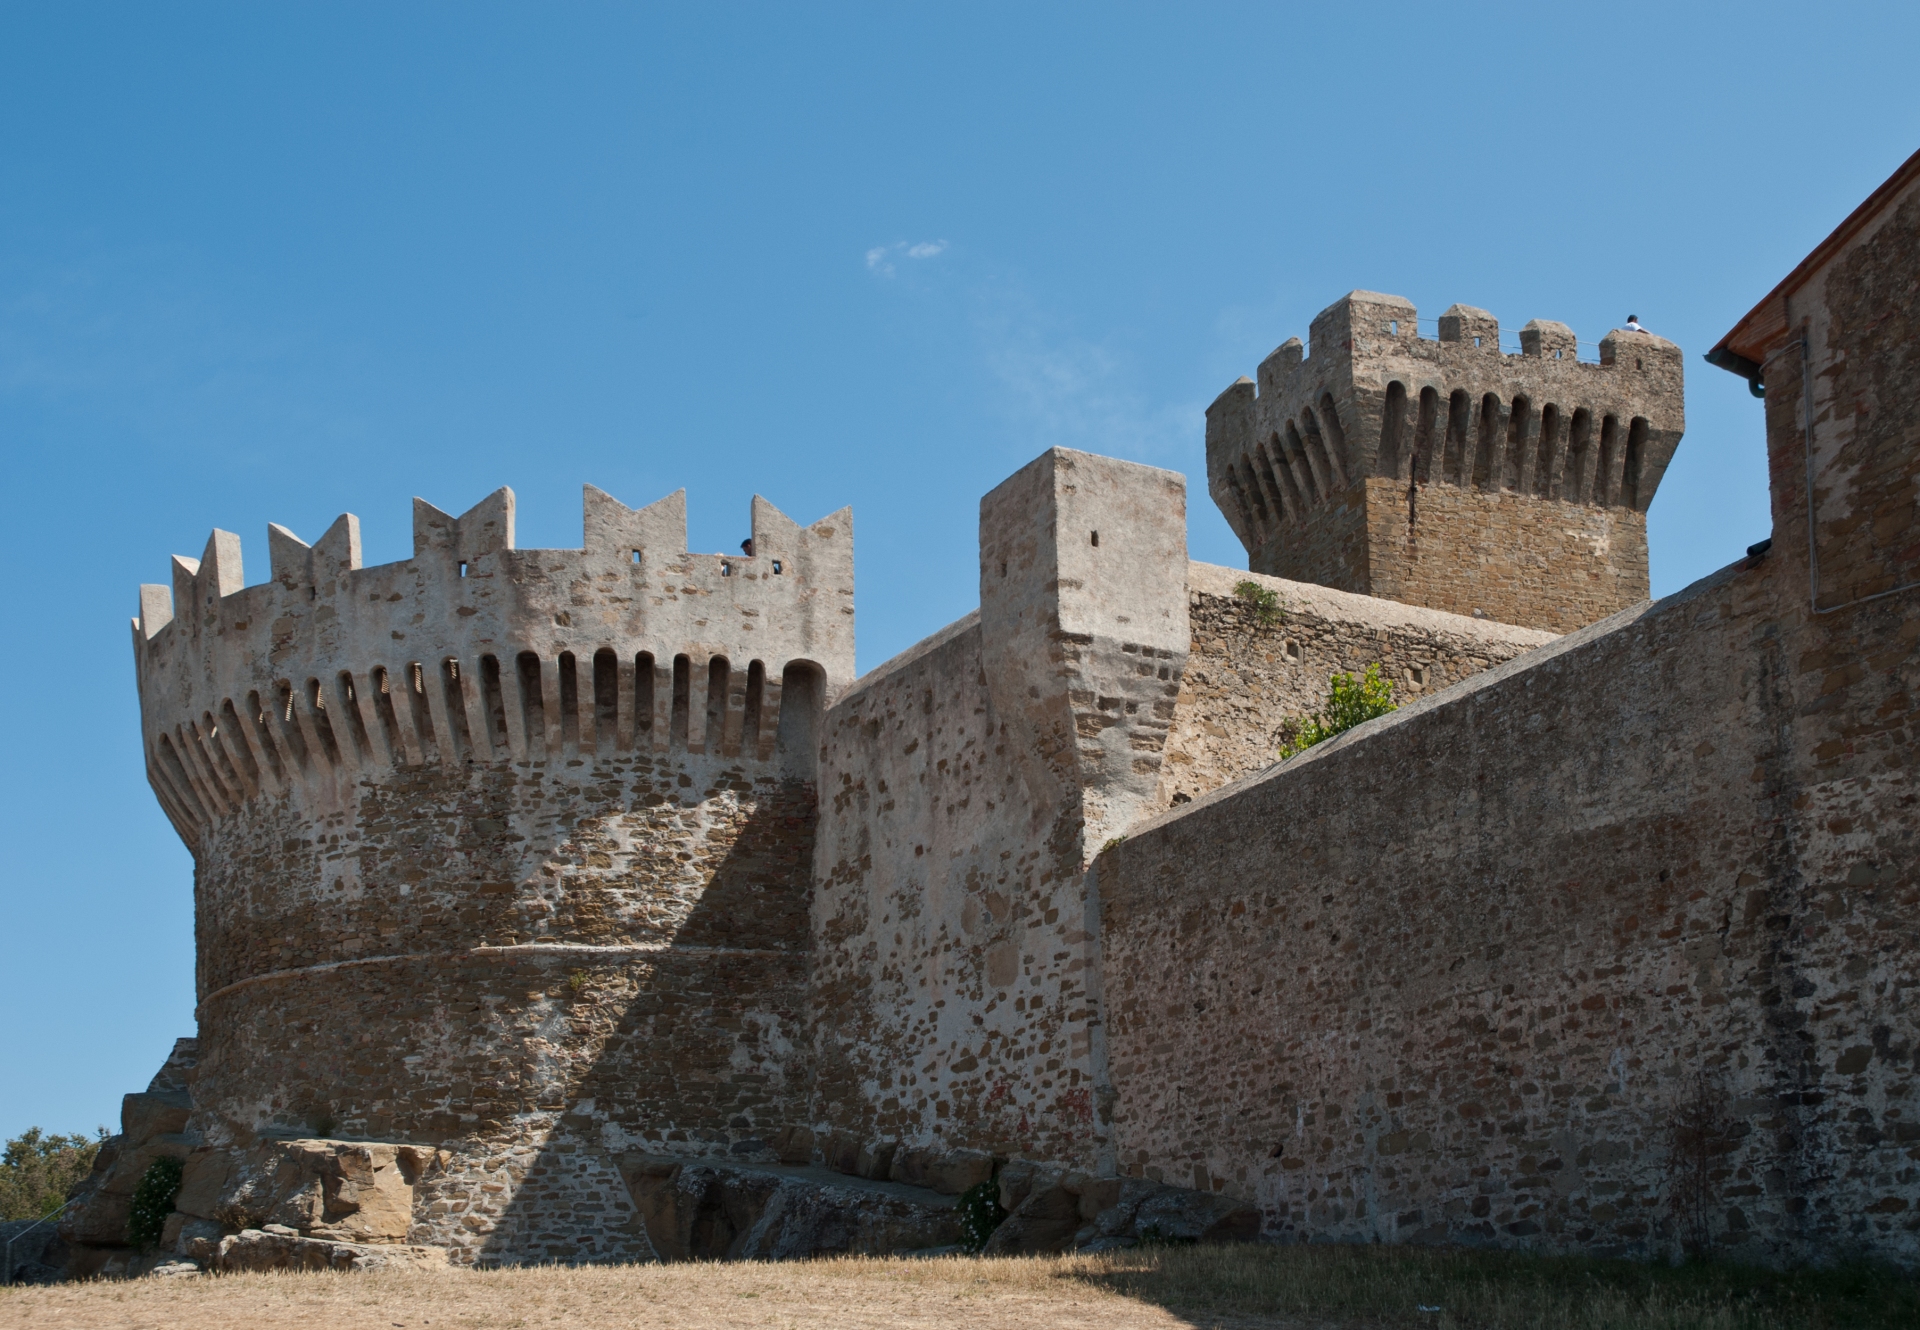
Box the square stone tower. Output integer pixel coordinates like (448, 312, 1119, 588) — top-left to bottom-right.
(1205, 291, 1684, 633)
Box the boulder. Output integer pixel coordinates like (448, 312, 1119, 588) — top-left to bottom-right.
(1, 1219, 70, 1286)
(619, 1155, 962, 1260)
(854, 1141, 897, 1181)
(199, 1226, 447, 1274)
(1072, 1176, 1259, 1250)
(923, 1148, 995, 1195)
(207, 1139, 433, 1242)
(982, 1181, 1081, 1255)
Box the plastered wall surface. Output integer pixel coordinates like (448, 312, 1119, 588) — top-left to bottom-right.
(1206, 292, 1684, 632)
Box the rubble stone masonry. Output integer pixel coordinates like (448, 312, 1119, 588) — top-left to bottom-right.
(104, 151, 1920, 1272)
(1100, 163, 1920, 1264)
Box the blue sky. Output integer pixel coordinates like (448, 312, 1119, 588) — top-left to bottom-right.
(3, 2, 1916, 1139)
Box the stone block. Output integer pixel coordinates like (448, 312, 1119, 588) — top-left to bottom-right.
(923, 1148, 994, 1196)
(854, 1141, 897, 1181)
(120, 1091, 191, 1147)
(208, 1226, 447, 1274)
(823, 1130, 863, 1176)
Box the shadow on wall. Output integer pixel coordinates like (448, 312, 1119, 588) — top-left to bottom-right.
(469, 661, 826, 1266)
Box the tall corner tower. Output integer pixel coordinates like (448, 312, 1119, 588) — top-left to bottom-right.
(1205, 290, 1685, 633)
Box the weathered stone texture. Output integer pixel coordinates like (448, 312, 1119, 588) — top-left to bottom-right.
(130, 487, 847, 1267)
(1159, 562, 1552, 806)
(1207, 291, 1683, 632)
(1095, 188, 1917, 1268)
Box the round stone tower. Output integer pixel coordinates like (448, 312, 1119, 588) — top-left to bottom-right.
(131, 483, 852, 1264)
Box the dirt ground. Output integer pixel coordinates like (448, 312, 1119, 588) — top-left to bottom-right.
(0, 1254, 1295, 1330)
(6, 1242, 1913, 1330)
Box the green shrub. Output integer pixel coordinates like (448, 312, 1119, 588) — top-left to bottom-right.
(1280, 663, 1397, 758)
(126, 1155, 184, 1250)
(1232, 580, 1283, 627)
(956, 1178, 1007, 1254)
(0, 1126, 107, 1222)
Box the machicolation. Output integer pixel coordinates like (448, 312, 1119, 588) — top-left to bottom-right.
(57, 148, 1920, 1278)
(1207, 291, 1684, 632)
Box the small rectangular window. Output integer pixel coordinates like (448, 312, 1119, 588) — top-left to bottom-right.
(771, 560, 782, 574)
(458, 561, 468, 578)
(631, 549, 642, 565)
(721, 561, 732, 577)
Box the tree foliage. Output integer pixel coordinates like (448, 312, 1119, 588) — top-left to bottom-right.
(0, 1127, 107, 1222)
(1281, 663, 1398, 758)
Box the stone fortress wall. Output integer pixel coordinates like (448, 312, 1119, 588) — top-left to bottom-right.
(127, 483, 851, 1265)
(78, 150, 1920, 1274)
(1100, 158, 1920, 1265)
(1206, 291, 1685, 633)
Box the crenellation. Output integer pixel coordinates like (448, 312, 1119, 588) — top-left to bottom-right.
(1208, 290, 1685, 632)
(90, 154, 1920, 1275)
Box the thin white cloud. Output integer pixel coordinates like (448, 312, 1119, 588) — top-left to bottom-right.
(865, 240, 948, 278)
(975, 285, 1200, 465)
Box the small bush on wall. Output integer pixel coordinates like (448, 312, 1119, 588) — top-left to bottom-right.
(1281, 663, 1397, 758)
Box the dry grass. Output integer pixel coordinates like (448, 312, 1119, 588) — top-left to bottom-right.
(5, 1244, 1915, 1330)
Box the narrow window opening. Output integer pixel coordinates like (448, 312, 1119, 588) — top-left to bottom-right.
(1285, 421, 1320, 502)
(631, 549, 642, 565)
(558, 652, 581, 752)
(458, 561, 468, 578)
(1283, 639, 1302, 662)
(1473, 335, 1482, 347)
(634, 651, 657, 739)
(1379, 380, 1409, 479)
(1388, 319, 1398, 335)
(1624, 417, 1650, 510)
(1239, 458, 1273, 523)
(370, 670, 405, 765)
(201, 710, 244, 797)
(1443, 389, 1471, 485)
(1264, 438, 1304, 520)
(744, 660, 766, 757)
(516, 652, 546, 755)
(1090, 530, 1100, 547)
(1412, 387, 1439, 484)
(307, 678, 343, 766)
(1502, 395, 1531, 491)
(406, 662, 438, 761)
(440, 658, 474, 761)
(1596, 415, 1620, 506)
(337, 671, 374, 762)
(720, 561, 733, 577)
(771, 560, 783, 574)
(592, 648, 619, 752)
(1534, 404, 1560, 498)
(480, 655, 508, 756)
(1473, 394, 1502, 490)
(275, 683, 310, 770)
(776, 660, 824, 770)
(1635, 357, 1643, 370)
(1314, 396, 1348, 483)
(245, 689, 286, 782)
(670, 654, 691, 750)
(1563, 408, 1593, 502)
(705, 655, 731, 754)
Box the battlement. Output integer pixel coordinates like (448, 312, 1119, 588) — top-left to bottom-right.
(132, 484, 853, 848)
(1204, 291, 1685, 631)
